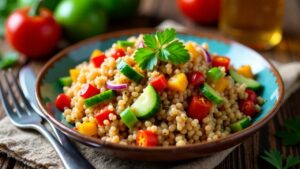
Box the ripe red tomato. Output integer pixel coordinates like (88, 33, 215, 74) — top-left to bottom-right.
(245, 89, 257, 103)
(239, 100, 257, 117)
(5, 7, 61, 58)
(177, 0, 220, 24)
(188, 71, 205, 86)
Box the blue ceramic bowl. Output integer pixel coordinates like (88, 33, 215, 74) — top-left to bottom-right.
(36, 28, 284, 161)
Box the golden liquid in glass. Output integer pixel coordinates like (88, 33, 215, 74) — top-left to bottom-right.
(219, 0, 284, 50)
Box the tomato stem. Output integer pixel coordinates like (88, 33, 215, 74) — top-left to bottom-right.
(29, 0, 43, 16)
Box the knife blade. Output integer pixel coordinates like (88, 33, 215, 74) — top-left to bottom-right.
(19, 66, 43, 117)
(19, 65, 95, 168)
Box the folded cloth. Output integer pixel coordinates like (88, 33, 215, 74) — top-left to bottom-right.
(1, 22, 300, 169)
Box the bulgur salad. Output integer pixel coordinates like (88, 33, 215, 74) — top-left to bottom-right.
(55, 28, 264, 147)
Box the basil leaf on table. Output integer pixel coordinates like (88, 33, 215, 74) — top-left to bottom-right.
(0, 52, 19, 69)
(276, 116, 300, 146)
(261, 150, 300, 169)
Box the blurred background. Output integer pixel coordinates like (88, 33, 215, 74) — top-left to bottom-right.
(0, 0, 300, 65)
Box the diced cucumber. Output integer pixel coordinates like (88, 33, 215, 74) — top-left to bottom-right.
(230, 117, 251, 132)
(59, 76, 72, 86)
(207, 67, 224, 82)
(131, 85, 160, 120)
(201, 83, 224, 105)
(117, 59, 144, 83)
(229, 69, 261, 90)
(117, 40, 134, 48)
(120, 107, 138, 128)
(84, 90, 115, 108)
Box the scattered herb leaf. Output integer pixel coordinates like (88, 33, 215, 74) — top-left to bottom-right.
(134, 28, 190, 71)
(261, 150, 300, 169)
(276, 117, 300, 146)
(134, 48, 157, 71)
(0, 17, 4, 37)
(284, 156, 300, 169)
(261, 150, 283, 169)
(0, 52, 19, 69)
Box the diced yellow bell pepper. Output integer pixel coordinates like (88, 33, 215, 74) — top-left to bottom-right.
(237, 65, 253, 78)
(90, 49, 103, 59)
(77, 121, 98, 136)
(168, 73, 188, 92)
(213, 77, 229, 93)
(70, 69, 80, 82)
(185, 42, 199, 61)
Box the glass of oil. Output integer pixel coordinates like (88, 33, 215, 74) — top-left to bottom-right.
(219, 0, 285, 50)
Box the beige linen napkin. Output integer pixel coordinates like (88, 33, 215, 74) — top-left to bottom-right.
(1, 23, 300, 169)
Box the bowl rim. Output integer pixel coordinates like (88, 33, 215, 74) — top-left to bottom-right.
(36, 28, 284, 152)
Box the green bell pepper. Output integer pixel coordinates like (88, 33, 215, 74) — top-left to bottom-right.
(98, 0, 140, 19)
(18, 0, 61, 11)
(54, 0, 107, 41)
(207, 67, 224, 82)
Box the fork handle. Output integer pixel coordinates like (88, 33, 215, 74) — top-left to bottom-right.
(34, 124, 95, 169)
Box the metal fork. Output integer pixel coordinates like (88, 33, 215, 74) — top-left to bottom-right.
(0, 70, 95, 169)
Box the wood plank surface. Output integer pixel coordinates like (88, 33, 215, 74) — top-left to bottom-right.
(1, 0, 300, 168)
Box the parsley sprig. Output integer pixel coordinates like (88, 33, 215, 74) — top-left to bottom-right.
(134, 28, 190, 71)
(276, 117, 300, 146)
(261, 150, 300, 169)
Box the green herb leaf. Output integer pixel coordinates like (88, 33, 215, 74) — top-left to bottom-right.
(284, 156, 300, 169)
(143, 34, 158, 49)
(0, 52, 19, 69)
(158, 40, 189, 64)
(261, 149, 300, 169)
(133, 28, 190, 71)
(261, 150, 283, 169)
(157, 28, 176, 45)
(134, 48, 157, 70)
(276, 117, 300, 146)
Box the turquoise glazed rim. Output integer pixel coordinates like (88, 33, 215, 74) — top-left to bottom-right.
(36, 28, 284, 160)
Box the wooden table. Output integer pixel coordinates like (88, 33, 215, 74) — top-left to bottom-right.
(1, 0, 300, 168)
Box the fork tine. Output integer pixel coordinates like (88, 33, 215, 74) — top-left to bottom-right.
(8, 69, 34, 113)
(0, 72, 19, 119)
(3, 71, 24, 117)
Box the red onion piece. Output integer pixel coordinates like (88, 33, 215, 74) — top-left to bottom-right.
(199, 46, 212, 63)
(106, 81, 127, 90)
(137, 41, 145, 48)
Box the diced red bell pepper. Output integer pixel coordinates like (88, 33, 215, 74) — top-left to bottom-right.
(188, 71, 205, 86)
(91, 54, 106, 68)
(188, 96, 212, 122)
(149, 75, 168, 93)
(136, 130, 159, 147)
(55, 94, 71, 111)
(112, 48, 126, 60)
(95, 107, 116, 126)
(212, 56, 231, 72)
(245, 89, 257, 103)
(239, 100, 257, 117)
(79, 84, 100, 98)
